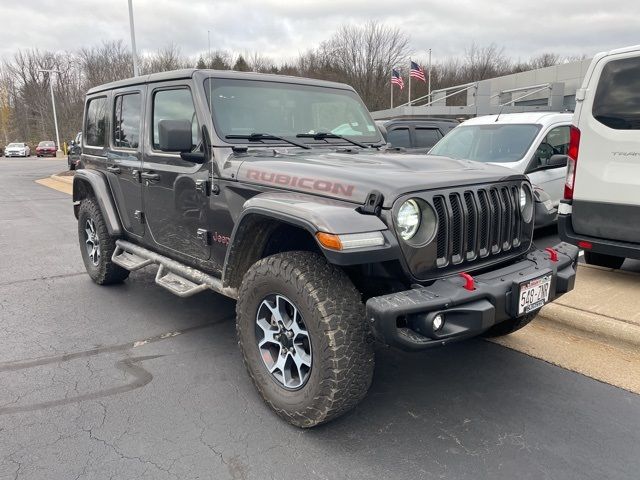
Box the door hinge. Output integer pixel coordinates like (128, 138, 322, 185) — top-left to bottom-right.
(133, 210, 145, 224)
(196, 228, 211, 245)
(195, 179, 210, 196)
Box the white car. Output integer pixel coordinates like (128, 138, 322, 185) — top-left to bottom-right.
(4, 142, 30, 157)
(429, 112, 573, 228)
(559, 45, 640, 269)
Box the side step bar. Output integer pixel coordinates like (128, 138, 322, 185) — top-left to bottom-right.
(112, 240, 236, 299)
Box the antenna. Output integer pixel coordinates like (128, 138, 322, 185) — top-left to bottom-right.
(495, 103, 506, 122)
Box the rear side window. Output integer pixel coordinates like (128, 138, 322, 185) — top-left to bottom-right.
(593, 57, 640, 129)
(387, 128, 411, 148)
(114, 93, 142, 149)
(152, 89, 198, 150)
(85, 97, 108, 147)
(414, 128, 443, 148)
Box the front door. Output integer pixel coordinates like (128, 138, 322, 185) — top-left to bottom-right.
(141, 82, 210, 261)
(105, 89, 145, 237)
(528, 125, 570, 207)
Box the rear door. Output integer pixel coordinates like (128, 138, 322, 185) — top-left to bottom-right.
(105, 88, 145, 237)
(141, 81, 210, 260)
(573, 49, 640, 241)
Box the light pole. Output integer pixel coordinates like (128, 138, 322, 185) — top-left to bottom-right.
(128, 0, 139, 76)
(38, 69, 62, 156)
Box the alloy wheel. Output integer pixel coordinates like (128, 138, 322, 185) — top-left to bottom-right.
(255, 294, 312, 390)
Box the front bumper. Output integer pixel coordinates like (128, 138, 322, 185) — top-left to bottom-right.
(365, 243, 578, 350)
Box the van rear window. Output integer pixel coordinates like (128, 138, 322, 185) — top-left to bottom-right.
(593, 57, 640, 130)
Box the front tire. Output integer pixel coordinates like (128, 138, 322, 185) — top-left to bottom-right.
(78, 198, 129, 285)
(236, 251, 374, 428)
(483, 311, 538, 337)
(584, 251, 625, 269)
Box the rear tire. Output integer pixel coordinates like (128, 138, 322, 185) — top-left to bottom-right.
(236, 251, 374, 428)
(584, 251, 625, 269)
(78, 198, 129, 285)
(483, 312, 538, 337)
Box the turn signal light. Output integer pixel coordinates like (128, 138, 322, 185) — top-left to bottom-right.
(316, 232, 342, 250)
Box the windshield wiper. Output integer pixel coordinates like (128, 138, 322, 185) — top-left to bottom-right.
(225, 133, 310, 150)
(296, 132, 369, 149)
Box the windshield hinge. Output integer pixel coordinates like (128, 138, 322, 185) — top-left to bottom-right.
(359, 190, 384, 216)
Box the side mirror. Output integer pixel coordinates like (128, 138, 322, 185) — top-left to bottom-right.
(158, 119, 192, 152)
(548, 154, 568, 168)
(377, 124, 388, 142)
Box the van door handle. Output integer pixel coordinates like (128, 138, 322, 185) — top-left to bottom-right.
(141, 172, 160, 181)
(107, 166, 121, 174)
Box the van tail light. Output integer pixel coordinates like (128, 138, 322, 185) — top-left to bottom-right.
(564, 126, 581, 200)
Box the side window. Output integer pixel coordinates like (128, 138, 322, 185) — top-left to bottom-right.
(593, 56, 640, 129)
(536, 126, 569, 163)
(387, 128, 411, 148)
(414, 128, 443, 148)
(152, 88, 198, 150)
(85, 97, 108, 147)
(113, 93, 142, 149)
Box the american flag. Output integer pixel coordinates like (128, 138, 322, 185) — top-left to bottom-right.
(410, 61, 426, 82)
(391, 69, 404, 89)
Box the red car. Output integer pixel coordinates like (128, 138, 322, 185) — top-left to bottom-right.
(36, 140, 57, 157)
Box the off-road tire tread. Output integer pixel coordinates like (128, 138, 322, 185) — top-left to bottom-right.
(78, 198, 129, 285)
(483, 311, 538, 337)
(236, 251, 374, 428)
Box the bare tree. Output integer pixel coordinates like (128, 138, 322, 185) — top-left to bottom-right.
(315, 21, 411, 110)
(141, 43, 189, 74)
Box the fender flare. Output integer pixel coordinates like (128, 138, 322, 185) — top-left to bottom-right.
(221, 191, 399, 289)
(73, 169, 123, 236)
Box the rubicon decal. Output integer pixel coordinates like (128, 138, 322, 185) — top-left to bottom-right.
(245, 169, 355, 197)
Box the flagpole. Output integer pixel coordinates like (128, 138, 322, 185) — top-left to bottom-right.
(390, 73, 393, 109)
(428, 49, 432, 104)
(408, 60, 412, 106)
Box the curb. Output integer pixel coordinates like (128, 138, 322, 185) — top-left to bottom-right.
(51, 174, 73, 185)
(539, 302, 640, 348)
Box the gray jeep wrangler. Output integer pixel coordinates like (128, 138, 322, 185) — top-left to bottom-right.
(73, 69, 578, 427)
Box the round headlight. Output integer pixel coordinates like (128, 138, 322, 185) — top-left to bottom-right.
(520, 184, 534, 223)
(397, 199, 421, 240)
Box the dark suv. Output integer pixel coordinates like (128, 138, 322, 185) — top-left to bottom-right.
(73, 69, 578, 427)
(378, 117, 459, 152)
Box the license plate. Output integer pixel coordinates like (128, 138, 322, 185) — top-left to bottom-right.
(517, 274, 551, 316)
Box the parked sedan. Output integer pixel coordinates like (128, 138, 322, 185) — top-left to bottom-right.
(429, 112, 572, 228)
(36, 140, 57, 157)
(4, 142, 30, 157)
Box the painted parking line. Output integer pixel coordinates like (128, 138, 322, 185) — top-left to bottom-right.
(35, 177, 72, 195)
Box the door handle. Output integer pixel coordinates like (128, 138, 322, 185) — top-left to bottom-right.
(141, 172, 161, 181)
(107, 166, 121, 174)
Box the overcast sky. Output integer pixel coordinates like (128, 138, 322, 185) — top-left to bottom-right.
(2, 0, 639, 64)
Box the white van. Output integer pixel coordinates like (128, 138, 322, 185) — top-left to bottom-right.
(559, 45, 640, 268)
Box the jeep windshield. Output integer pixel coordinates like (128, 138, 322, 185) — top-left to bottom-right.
(204, 78, 382, 146)
(429, 124, 541, 163)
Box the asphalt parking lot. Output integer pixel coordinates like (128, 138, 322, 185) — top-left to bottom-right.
(1, 157, 639, 480)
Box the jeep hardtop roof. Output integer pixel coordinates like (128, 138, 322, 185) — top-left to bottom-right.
(86, 69, 356, 95)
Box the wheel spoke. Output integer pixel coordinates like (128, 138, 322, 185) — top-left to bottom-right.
(292, 346, 311, 368)
(269, 352, 287, 374)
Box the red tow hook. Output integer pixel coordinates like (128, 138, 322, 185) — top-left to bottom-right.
(459, 272, 475, 291)
(544, 247, 559, 262)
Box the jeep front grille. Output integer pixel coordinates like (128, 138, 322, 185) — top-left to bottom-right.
(433, 185, 522, 268)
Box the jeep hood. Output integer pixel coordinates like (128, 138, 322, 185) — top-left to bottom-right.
(235, 149, 526, 208)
